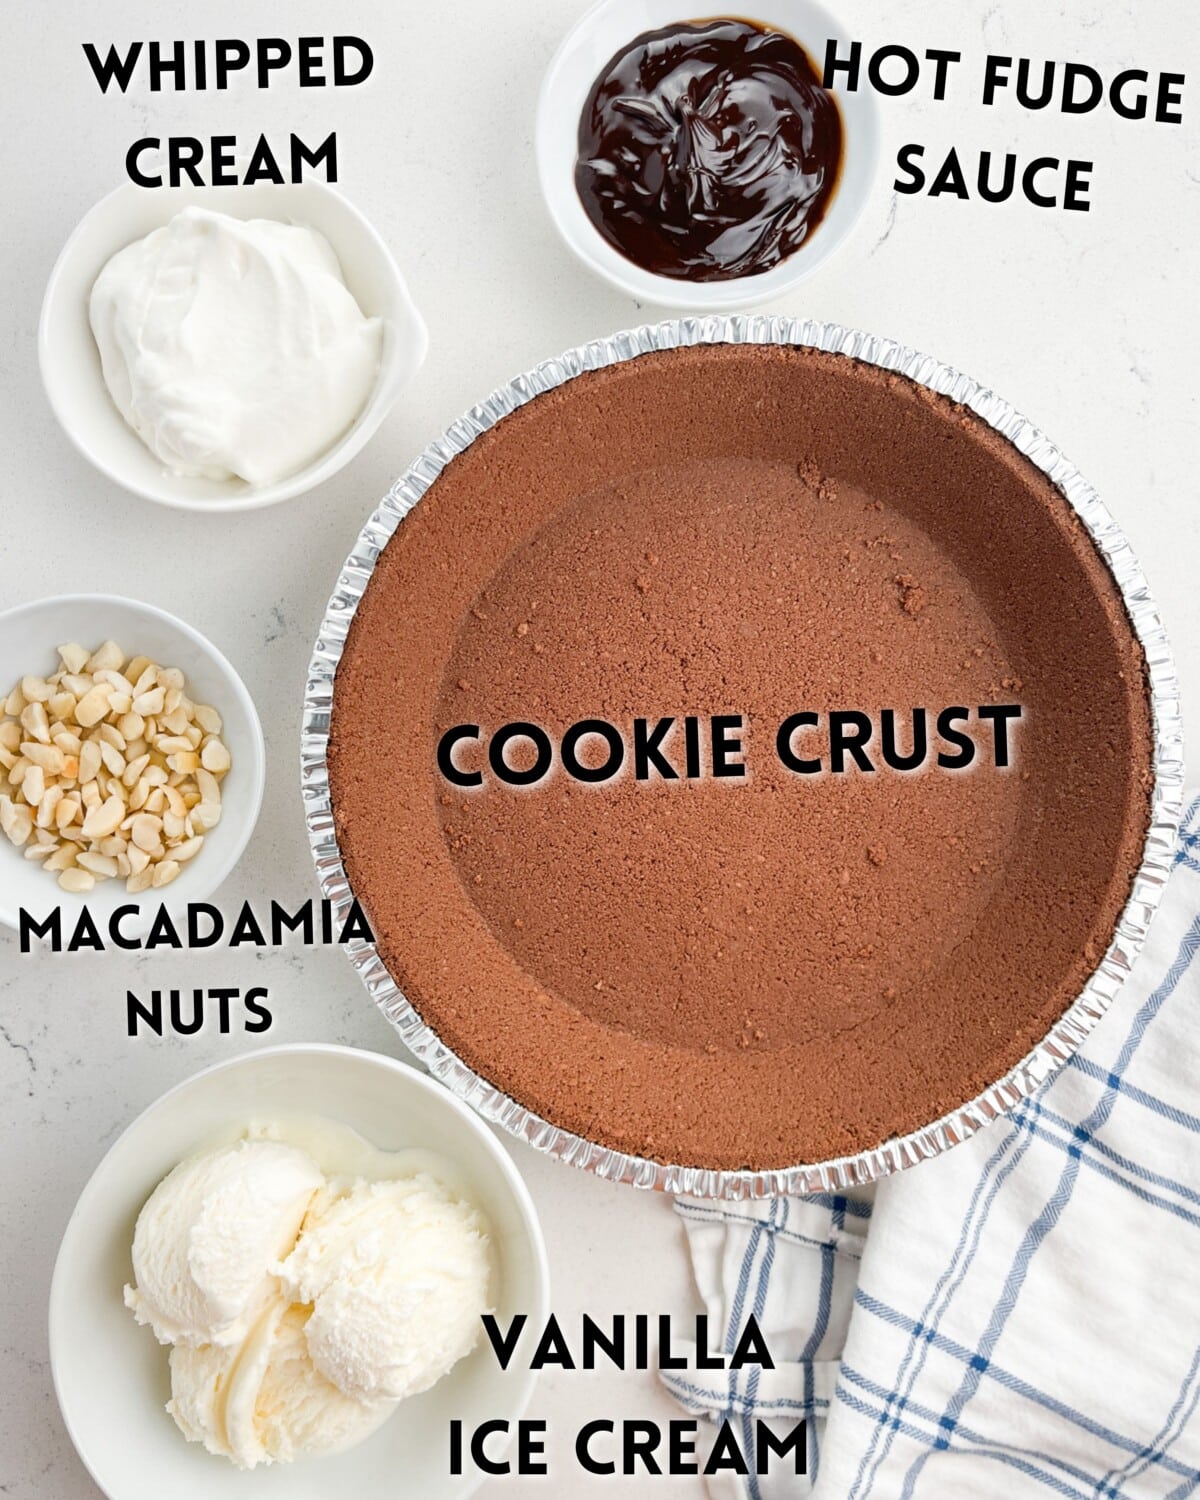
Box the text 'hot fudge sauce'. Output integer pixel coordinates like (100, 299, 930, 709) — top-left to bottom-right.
(575, 19, 843, 281)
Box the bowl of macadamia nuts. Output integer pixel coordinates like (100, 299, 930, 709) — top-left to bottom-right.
(0, 595, 264, 931)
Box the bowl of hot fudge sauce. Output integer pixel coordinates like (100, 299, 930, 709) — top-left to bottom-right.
(537, 0, 880, 308)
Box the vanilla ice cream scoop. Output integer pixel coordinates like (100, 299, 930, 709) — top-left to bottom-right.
(126, 1124, 493, 1470)
(280, 1174, 492, 1402)
(89, 206, 383, 486)
(169, 1302, 392, 1469)
(124, 1139, 323, 1347)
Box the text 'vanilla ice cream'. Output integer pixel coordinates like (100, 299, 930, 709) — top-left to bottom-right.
(89, 206, 383, 486)
(124, 1125, 494, 1469)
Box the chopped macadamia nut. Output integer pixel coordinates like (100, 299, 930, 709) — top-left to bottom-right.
(0, 642, 231, 893)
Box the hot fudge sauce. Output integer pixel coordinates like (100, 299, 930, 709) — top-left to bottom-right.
(575, 19, 843, 281)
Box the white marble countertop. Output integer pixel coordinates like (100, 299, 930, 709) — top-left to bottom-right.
(2, 2, 1197, 1496)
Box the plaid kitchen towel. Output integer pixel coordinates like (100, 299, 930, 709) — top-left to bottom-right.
(669, 795, 1200, 1499)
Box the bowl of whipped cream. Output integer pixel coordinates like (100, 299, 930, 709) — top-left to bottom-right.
(39, 182, 427, 511)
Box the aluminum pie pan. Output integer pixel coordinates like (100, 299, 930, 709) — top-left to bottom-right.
(301, 314, 1184, 1200)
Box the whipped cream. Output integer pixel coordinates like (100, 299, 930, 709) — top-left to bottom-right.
(89, 206, 383, 486)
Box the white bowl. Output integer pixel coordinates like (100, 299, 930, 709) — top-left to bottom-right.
(50, 1045, 549, 1500)
(537, 0, 881, 310)
(39, 180, 428, 512)
(0, 593, 264, 931)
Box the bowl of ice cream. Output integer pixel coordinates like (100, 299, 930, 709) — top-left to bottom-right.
(38, 181, 427, 512)
(49, 1044, 549, 1500)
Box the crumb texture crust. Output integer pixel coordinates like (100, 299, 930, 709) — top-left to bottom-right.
(329, 346, 1152, 1171)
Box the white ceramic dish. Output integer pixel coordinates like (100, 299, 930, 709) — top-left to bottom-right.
(39, 180, 428, 512)
(0, 593, 264, 931)
(50, 1044, 549, 1500)
(536, 0, 881, 310)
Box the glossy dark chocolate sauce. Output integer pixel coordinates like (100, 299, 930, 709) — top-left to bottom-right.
(575, 18, 842, 282)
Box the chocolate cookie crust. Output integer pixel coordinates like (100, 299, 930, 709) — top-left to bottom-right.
(328, 344, 1152, 1171)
